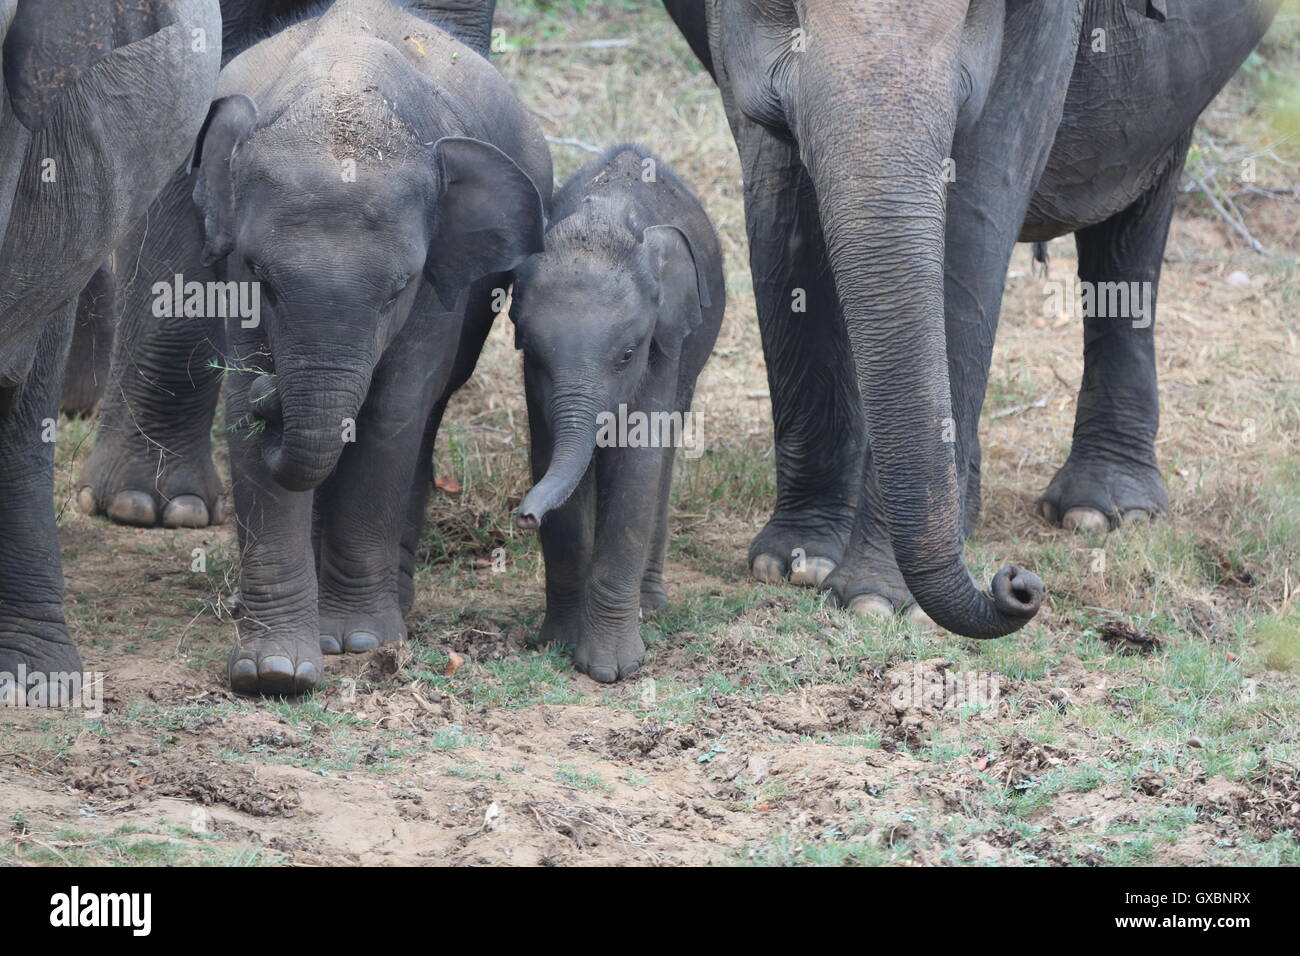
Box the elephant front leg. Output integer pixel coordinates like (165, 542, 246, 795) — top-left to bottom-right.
(77, 172, 225, 529)
(317, 315, 445, 655)
(574, 444, 667, 683)
(224, 347, 321, 695)
(734, 122, 863, 588)
(523, 377, 596, 651)
(1038, 141, 1188, 532)
(0, 308, 83, 684)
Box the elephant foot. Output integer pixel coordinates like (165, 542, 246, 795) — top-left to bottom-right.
(533, 604, 583, 651)
(0, 629, 85, 701)
(821, 542, 936, 628)
(748, 507, 851, 588)
(228, 630, 322, 696)
(1037, 452, 1166, 533)
(77, 423, 224, 529)
(573, 621, 645, 684)
(318, 607, 406, 655)
(639, 573, 669, 615)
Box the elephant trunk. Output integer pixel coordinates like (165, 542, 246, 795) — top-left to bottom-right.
(797, 0, 1042, 637)
(517, 392, 602, 529)
(256, 362, 370, 493)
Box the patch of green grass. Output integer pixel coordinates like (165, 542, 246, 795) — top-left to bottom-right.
(552, 763, 612, 794)
(414, 645, 583, 710)
(737, 827, 914, 867)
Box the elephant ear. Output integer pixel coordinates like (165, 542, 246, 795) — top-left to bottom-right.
(642, 224, 711, 360)
(427, 137, 547, 312)
(192, 95, 258, 267)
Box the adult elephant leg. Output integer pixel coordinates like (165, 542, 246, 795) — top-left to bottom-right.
(224, 326, 320, 696)
(821, 0, 1080, 621)
(398, 276, 502, 616)
(76, 171, 225, 530)
(1038, 136, 1188, 531)
(0, 305, 82, 683)
(319, 297, 452, 654)
(733, 119, 863, 589)
(60, 261, 116, 418)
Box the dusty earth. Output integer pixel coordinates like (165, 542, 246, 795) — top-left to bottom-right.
(3, 2, 1299, 866)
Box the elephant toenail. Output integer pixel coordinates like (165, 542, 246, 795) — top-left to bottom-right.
(790, 556, 835, 588)
(620, 661, 641, 680)
(848, 594, 893, 618)
(1061, 507, 1108, 533)
(211, 497, 227, 524)
(259, 655, 294, 680)
(1122, 509, 1150, 525)
(588, 665, 618, 684)
(76, 487, 97, 516)
(162, 494, 210, 528)
(294, 661, 320, 691)
(107, 491, 157, 527)
(751, 553, 785, 584)
(343, 632, 379, 653)
(907, 604, 937, 629)
(229, 657, 259, 693)
(319, 634, 343, 654)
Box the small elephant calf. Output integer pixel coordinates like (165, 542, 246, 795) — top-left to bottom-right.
(511, 145, 725, 683)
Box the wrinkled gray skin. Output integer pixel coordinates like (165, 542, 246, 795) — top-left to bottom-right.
(512, 146, 724, 682)
(663, 0, 1278, 637)
(193, 0, 549, 695)
(0, 0, 221, 685)
(60, 260, 117, 418)
(77, 0, 499, 531)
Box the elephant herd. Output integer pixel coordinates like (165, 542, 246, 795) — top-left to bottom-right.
(0, 0, 1278, 698)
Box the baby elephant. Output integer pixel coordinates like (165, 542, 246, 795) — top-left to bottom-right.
(512, 145, 724, 682)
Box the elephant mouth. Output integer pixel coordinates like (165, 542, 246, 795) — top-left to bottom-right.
(249, 372, 283, 445)
(247, 372, 307, 491)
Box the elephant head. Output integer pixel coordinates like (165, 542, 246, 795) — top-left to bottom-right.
(192, 92, 545, 492)
(511, 214, 710, 528)
(719, 0, 1042, 637)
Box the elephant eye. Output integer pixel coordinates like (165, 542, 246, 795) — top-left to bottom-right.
(384, 277, 414, 311)
(617, 346, 636, 367)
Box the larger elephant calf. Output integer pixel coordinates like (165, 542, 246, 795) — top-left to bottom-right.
(190, 0, 550, 694)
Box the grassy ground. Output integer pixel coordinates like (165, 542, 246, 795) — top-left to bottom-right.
(3, 0, 1298, 866)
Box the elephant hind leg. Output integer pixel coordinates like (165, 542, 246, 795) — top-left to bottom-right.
(75, 171, 225, 530)
(1037, 137, 1190, 533)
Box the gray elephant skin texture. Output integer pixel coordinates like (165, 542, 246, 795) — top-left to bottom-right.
(662, 0, 1278, 637)
(512, 145, 726, 683)
(189, 0, 551, 695)
(0, 0, 222, 690)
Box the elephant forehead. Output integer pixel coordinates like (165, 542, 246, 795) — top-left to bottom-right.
(251, 87, 426, 164)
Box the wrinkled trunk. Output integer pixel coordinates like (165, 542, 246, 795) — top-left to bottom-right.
(517, 392, 601, 529)
(255, 361, 370, 493)
(797, 0, 1042, 637)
